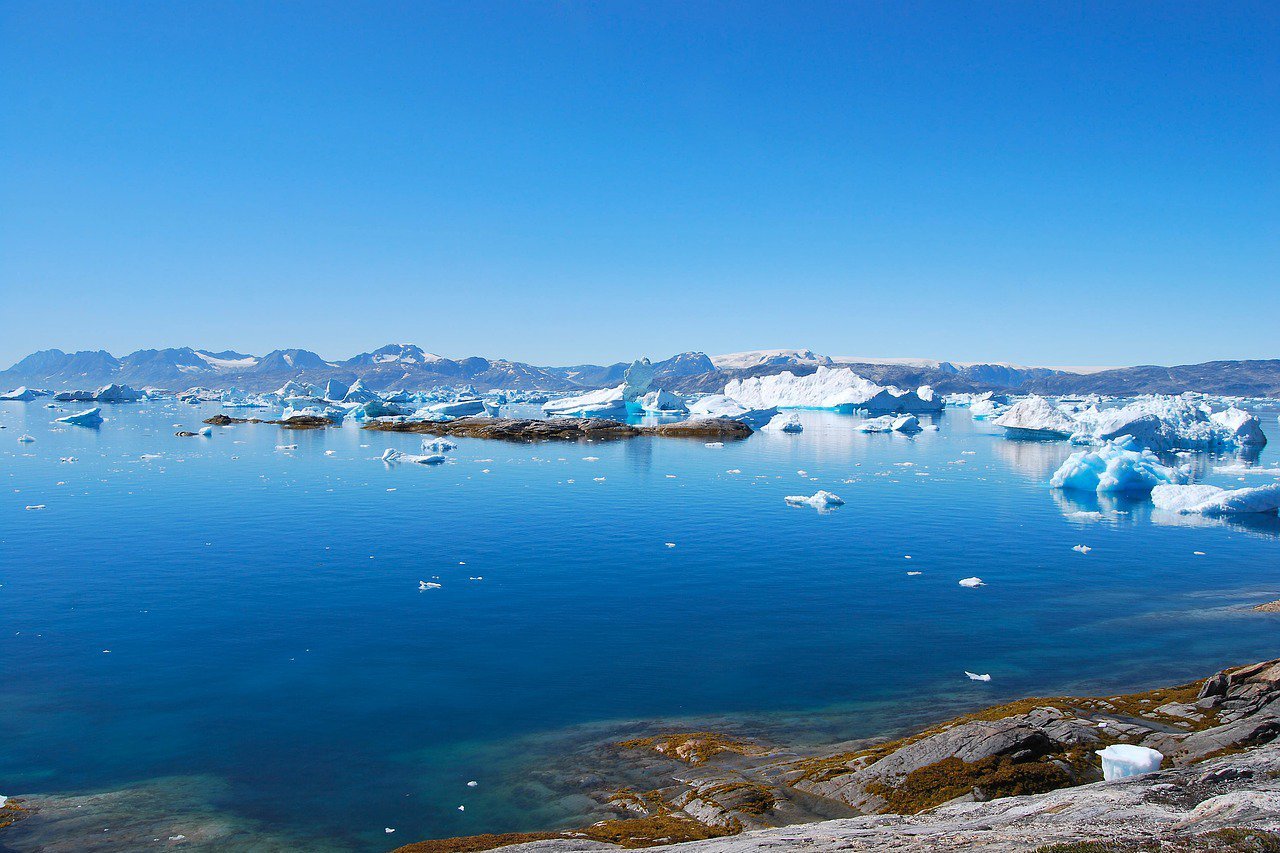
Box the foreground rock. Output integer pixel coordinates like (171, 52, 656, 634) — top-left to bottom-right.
(395, 660, 1280, 853)
(364, 417, 754, 442)
(203, 414, 336, 429)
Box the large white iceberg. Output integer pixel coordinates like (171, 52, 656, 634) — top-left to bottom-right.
(994, 397, 1077, 437)
(1070, 398, 1267, 451)
(686, 395, 777, 429)
(55, 407, 104, 427)
(1151, 483, 1280, 515)
(93, 383, 144, 403)
(1049, 442, 1188, 493)
(0, 386, 41, 401)
(859, 414, 923, 433)
(323, 379, 350, 403)
(722, 367, 944, 414)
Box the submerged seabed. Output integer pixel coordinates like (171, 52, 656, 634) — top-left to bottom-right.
(2, 400, 1279, 850)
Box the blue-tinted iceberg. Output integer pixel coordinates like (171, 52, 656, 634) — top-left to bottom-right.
(1049, 442, 1188, 493)
(94, 383, 144, 403)
(0, 386, 42, 401)
(55, 407, 104, 427)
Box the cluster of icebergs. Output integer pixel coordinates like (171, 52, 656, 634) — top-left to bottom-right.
(2, 383, 151, 404)
(991, 395, 1267, 452)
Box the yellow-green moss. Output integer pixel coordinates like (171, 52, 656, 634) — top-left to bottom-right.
(617, 732, 766, 764)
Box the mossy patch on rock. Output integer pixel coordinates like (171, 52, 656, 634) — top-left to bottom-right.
(867, 754, 1072, 813)
(390, 814, 737, 853)
(618, 732, 768, 764)
(0, 799, 29, 830)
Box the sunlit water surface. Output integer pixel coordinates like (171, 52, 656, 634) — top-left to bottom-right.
(2, 400, 1279, 849)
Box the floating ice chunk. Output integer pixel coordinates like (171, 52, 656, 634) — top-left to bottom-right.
(1066, 511, 1105, 521)
(198, 426, 213, 437)
(543, 385, 628, 419)
(762, 413, 804, 433)
(1151, 483, 1280, 515)
(422, 437, 458, 453)
(906, 571, 922, 576)
(687, 395, 777, 429)
(1072, 544, 1092, 554)
(467, 780, 478, 787)
(969, 398, 1008, 420)
(93, 383, 144, 403)
(958, 577, 985, 587)
(705, 442, 724, 448)
(382, 448, 446, 465)
(0, 386, 40, 401)
(1214, 464, 1280, 477)
(1049, 442, 1188, 493)
(1096, 744, 1163, 781)
(858, 416, 895, 433)
(965, 671, 991, 682)
(323, 379, 350, 402)
(993, 396, 1076, 437)
(276, 444, 299, 450)
(18, 434, 35, 443)
(25, 504, 46, 511)
(1209, 407, 1268, 446)
(418, 581, 442, 590)
(1068, 398, 1266, 451)
(639, 388, 687, 414)
(892, 415, 921, 433)
(55, 407, 104, 427)
(341, 380, 381, 404)
(784, 490, 844, 509)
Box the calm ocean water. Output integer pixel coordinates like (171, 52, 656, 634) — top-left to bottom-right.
(3, 400, 1279, 849)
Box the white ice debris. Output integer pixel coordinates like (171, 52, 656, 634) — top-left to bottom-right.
(18, 434, 35, 443)
(1214, 464, 1280, 477)
(426, 398, 486, 417)
(419, 581, 442, 590)
(1049, 442, 1188, 493)
(891, 414, 921, 433)
(54, 407, 104, 427)
(761, 412, 804, 433)
(969, 398, 1008, 420)
(422, 437, 458, 453)
(1151, 483, 1280, 515)
(858, 414, 921, 433)
(1097, 744, 1163, 781)
(1072, 544, 1092, 554)
(93, 383, 144, 403)
(784, 490, 844, 509)
(965, 671, 992, 682)
(467, 780, 478, 787)
(958, 577, 985, 587)
(382, 448, 446, 465)
(993, 396, 1077, 437)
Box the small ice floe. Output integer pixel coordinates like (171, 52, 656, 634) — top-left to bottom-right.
(1152, 483, 1280, 516)
(965, 671, 992, 682)
(1214, 464, 1280, 477)
(55, 407, 104, 427)
(664, 542, 676, 548)
(582, 456, 600, 462)
(385, 828, 395, 833)
(324, 450, 336, 456)
(419, 581, 442, 590)
(958, 577, 985, 588)
(1067, 511, 1105, 521)
(593, 476, 606, 482)
(467, 781, 478, 787)
(457, 805, 465, 811)
(1072, 544, 1092, 554)
(906, 571, 922, 576)
(705, 442, 724, 448)
(784, 490, 844, 510)
(762, 412, 803, 433)
(276, 444, 298, 450)
(382, 448, 445, 465)
(198, 426, 213, 437)
(59, 456, 77, 463)
(1193, 551, 1206, 556)
(727, 468, 742, 474)
(423, 437, 458, 453)
(140, 453, 162, 461)
(17, 434, 35, 443)
(1096, 744, 1163, 781)
(24, 504, 46, 511)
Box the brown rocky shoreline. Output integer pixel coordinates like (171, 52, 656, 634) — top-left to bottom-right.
(362, 416, 754, 442)
(392, 660, 1280, 853)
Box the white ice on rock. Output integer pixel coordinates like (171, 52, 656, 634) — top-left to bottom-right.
(784, 490, 844, 509)
(1096, 744, 1163, 781)
(1151, 483, 1280, 515)
(1049, 441, 1188, 493)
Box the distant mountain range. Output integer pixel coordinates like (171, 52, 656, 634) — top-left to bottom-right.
(1, 344, 1278, 397)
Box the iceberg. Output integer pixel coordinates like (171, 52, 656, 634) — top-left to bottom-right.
(422, 437, 458, 453)
(621, 358, 656, 401)
(53, 390, 95, 402)
(858, 414, 921, 433)
(861, 386, 945, 414)
(969, 398, 1008, 420)
(639, 389, 687, 414)
(892, 414, 921, 433)
(722, 366, 939, 413)
(18, 434, 35, 443)
(543, 386, 628, 419)
(342, 380, 382, 405)
(323, 379, 350, 403)
(1151, 483, 1280, 515)
(220, 388, 267, 408)
(282, 404, 347, 422)
(1096, 744, 1163, 781)
(687, 394, 777, 429)
(1049, 442, 1188, 493)
(784, 490, 844, 509)
(425, 398, 486, 418)
(0, 386, 41, 401)
(994, 396, 1077, 437)
(1069, 398, 1267, 451)
(93, 383, 144, 403)
(381, 448, 446, 465)
(55, 407, 104, 427)
(198, 426, 213, 437)
(762, 413, 804, 433)
(1210, 406, 1268, 446)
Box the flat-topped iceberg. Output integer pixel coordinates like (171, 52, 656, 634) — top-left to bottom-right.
(994, 396, 1077, 437)
(423, 398, 485, 418)
(1050, 442, 1188, 493)
(1152, 483, 1280, 515)
(55, 407, 104, 427)
(542, 385, 628, 419)
(381, 448, 445, 465)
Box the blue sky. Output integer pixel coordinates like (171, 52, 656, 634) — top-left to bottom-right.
(2, 2, 1276, 368)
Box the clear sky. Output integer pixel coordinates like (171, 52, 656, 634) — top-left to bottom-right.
(2, 2, 1276, 369)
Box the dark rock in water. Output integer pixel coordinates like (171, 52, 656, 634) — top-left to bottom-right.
(363, 416, 753, 442)
(201, 414, 334, 429)
(174, 431, 198, 437)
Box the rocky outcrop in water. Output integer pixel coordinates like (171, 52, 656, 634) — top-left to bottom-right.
(363, 417, 754, 442)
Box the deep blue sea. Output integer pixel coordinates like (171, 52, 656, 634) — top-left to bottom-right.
(3, 400, 1279, 850)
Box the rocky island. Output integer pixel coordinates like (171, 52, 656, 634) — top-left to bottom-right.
(362, 416, 755, 442)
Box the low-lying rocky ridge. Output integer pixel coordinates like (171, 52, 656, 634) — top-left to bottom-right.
(363, 416, 754, 442)
(203, 413, 336, 429)
(394, 660, 1280, 853)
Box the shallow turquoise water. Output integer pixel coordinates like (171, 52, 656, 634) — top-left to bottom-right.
(2, 400, 1279, 849)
